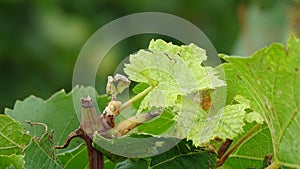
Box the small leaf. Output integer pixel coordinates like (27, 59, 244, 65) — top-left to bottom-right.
(0, 154, 24, 169)
(0, 114, 31, 155)
(114, 74, 131, 94)
(106, 74, 131, 96)
(24, 131, 63, 169)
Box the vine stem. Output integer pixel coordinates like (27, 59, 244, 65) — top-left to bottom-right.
(218, 123, 261, 167)
(119, 85, 155, 111)
(56, 127, 104, 169)
(56, 86, 155, 169)
(82, 131, 104, 169)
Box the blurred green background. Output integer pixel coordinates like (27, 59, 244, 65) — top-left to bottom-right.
(1, 0, 299, 112)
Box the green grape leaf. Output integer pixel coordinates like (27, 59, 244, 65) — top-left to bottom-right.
(115, 139, 217, 169)
(221, 36, 300, 168)
(0, 114, 31, 155)
(24, 131, 63, 169)
(125, 39, 251, 146)
(0, 154, 24, 169)
(5, 86, 106, 153)
(124, 39, 225, 110)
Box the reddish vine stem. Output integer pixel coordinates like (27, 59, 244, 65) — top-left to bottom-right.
(55, 127, 104, 169)
(56, 96, 106, 169)
(56, 90, 160, 169)
(217, 138, 233, 160)
(55, 128, 82, 149)
(81, 130, 104, 169)
(217, 124, 261, 167)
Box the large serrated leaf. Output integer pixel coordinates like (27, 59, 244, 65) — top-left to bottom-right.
(221, 37, 300, 168)
(0, 114, 31, 155)
(124, 39, 225, 110)
(5, 86, 105, 153)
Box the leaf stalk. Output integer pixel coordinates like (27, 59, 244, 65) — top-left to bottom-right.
(119, 85, 155, 111)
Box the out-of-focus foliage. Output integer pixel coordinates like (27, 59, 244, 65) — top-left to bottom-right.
(0, 0, 298, 112)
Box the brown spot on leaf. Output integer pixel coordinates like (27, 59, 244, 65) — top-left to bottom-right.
(200, 90, 212, 111)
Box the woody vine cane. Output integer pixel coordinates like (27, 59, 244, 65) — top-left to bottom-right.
(56, 75, 161, 169)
